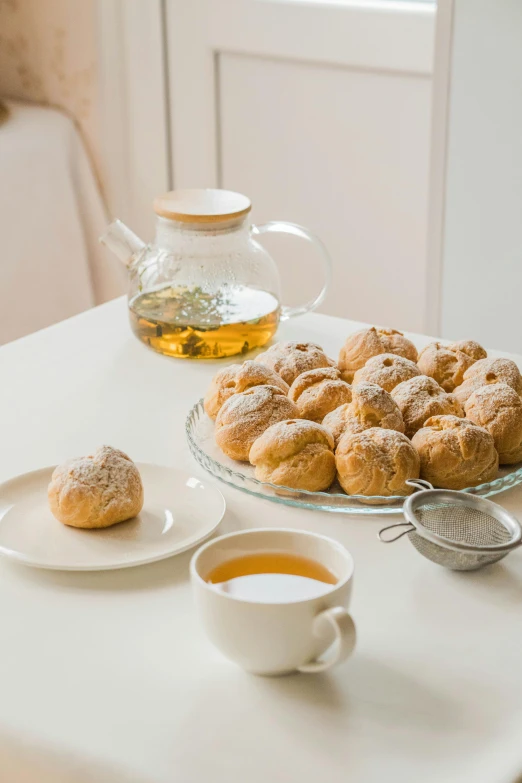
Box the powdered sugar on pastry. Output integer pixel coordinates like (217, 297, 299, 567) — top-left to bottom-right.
(249, 419, 335, 491)
(411, 415, 498, 489)
(288, 366, 351, 422)
(391, 375, 463, 438)
(465, 383, 522, 465)
(48, 446, 144, 529)
(450, 340, 487, 362)
(454, 358, 522, 406)
(417, 341, 486, 392)
(338, 327, 418, 382)
(204, 360, 289, 419)
(335, 428, 419, 497)
(353, 353, 421, 392)
(322, 382, 404, 446)
(215, 384, 300, 461)
(255, 341, 334, 385)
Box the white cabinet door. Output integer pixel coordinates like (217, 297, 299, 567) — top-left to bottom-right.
(165, 0, 435, 332)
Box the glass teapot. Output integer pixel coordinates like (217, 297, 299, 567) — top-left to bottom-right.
(100, 189, 331, 359)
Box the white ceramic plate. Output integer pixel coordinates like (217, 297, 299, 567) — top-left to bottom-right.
(0, 464, 226, 571)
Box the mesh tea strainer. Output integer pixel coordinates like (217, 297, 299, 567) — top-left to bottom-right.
(378, 480, 522, 571)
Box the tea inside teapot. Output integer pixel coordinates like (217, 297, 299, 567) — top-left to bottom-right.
(129, 283, 280, 359)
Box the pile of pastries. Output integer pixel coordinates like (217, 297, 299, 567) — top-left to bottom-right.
(203, 328, 522, 497)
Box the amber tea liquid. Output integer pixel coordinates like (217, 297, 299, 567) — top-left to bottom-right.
(206, 552, 337, 603)
(129, 284, 279, 359)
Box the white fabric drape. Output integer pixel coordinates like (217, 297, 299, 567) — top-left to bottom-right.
(0, 101, 126, 344)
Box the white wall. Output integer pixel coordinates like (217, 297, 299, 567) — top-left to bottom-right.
(219, 53, 432, 332)
(440, 0, 522, 352)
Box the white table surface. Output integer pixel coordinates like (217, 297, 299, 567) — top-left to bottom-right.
(1, 299, 522, 783)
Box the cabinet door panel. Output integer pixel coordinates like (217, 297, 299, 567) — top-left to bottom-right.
(219, 54, 432, 330)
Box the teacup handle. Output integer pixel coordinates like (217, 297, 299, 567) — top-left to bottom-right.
(298, 606, 356, 674)
(251, 221, 332, 320)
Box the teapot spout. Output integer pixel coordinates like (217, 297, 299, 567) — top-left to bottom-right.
(99, 219, 146, 266)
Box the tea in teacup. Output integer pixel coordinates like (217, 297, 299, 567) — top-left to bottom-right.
(206, 551, 337, 602)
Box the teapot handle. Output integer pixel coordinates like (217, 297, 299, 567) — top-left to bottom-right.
(251, 221, 332, 320)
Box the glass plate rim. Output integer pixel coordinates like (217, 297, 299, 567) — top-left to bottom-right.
(185, 399, 522, 515)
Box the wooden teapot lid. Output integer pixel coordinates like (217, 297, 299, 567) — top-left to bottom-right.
(153, 188, 251, 224)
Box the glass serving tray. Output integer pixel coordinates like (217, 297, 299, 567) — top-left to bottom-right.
(186, 400, 522, 516)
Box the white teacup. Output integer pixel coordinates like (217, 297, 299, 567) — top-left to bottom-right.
(190, 528, 356, 676)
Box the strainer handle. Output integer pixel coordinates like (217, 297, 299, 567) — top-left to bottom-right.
(378, 522, 415, 543)
(406, 479, 434, 492)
